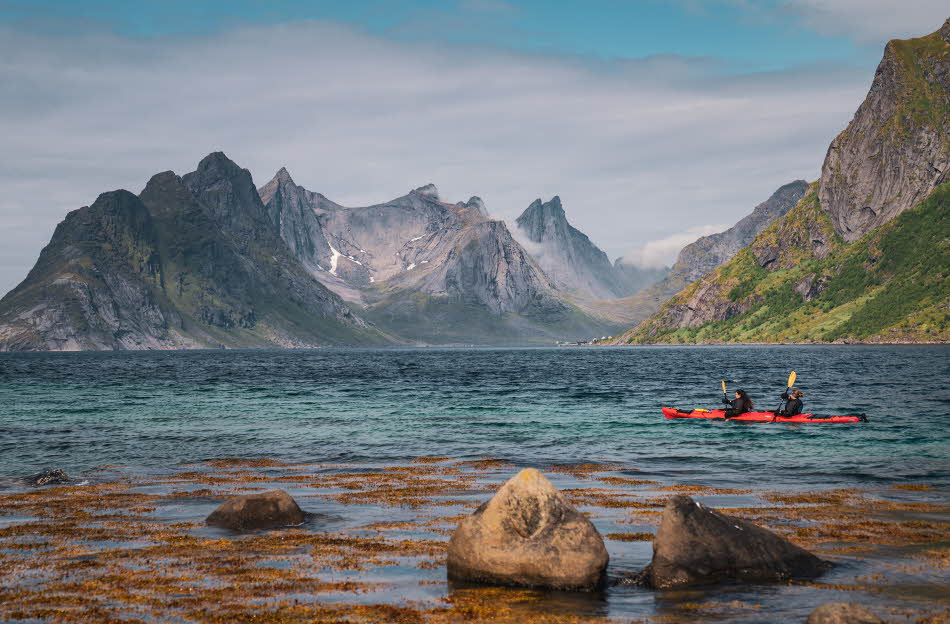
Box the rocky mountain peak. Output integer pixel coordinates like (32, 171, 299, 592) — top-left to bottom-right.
(941, 17, 950, 43)
(275, 166, 294, 184)
(818, 21, 949, 241)
(412, 183, 440, 200)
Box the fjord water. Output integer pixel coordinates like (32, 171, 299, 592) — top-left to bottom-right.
(1, 345, 947, 486)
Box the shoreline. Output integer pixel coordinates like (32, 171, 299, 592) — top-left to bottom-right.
(2, 457, 946, 623)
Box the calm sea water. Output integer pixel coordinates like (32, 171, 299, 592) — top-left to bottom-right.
(1, 346, 948, 622)
(1, 345, 948, 486)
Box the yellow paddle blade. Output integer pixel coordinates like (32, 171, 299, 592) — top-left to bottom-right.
(788, 371, 797, 388)
(721, 380, 727, 393)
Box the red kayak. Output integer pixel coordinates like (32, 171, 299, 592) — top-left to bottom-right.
(662, 407, 867, 423)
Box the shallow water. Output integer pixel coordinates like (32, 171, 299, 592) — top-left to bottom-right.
(2, 346, 948, 486)
(0, 346, 948, 623)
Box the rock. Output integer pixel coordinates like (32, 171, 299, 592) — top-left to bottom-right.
(818, 21, 950, 242)
(643, 495, 828, 588)
(447, 468, 608, 591)
(806, 602, 886, 624)
(25, 469, 70, 486)
(205, 489, 306, 531)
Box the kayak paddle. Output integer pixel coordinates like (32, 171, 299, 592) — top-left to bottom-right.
(776, 371, 797, 413)
(721, 379, 727, 402)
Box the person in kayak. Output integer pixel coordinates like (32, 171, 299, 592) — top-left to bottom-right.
(778, 389, 804, 416)
(722, 389, 753, 417)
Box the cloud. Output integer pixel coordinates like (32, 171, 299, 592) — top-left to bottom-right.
(0, 20, 872, 297)
(779, 0, 948, 43)
(622, 224, 729, 269)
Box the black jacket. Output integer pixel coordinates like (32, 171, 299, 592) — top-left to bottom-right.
(780, 392, 804, 416)
(722, 396, 752, 414)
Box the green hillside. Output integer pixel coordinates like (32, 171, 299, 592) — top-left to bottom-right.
(618, 183, 950, 344)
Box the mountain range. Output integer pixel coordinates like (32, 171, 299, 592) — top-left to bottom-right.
(1, 19, 946, 350)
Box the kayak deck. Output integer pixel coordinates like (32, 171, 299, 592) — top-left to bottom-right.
(662, 407, 867, 423)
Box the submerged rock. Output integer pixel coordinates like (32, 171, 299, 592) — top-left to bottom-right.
(642, 495, 828, 588)
(447, 468, 608, 591)
(807, 602, 886, 624)
(25, 469, 70, 487)
(205, 489, 305, 531)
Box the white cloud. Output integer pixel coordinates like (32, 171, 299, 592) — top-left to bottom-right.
(0, 21, 872, 297)
(623, 224, 729, 269)
(780, 0, 948, 43)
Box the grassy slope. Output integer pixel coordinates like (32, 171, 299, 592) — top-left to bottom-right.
(620, 183, 949, 344)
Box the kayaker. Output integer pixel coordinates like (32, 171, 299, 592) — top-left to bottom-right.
(779, 389, 804, 416)
(722, 389, 753, 417)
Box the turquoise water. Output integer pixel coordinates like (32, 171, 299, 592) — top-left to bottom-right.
(1, 345, 948, 486)
(1, 345, 948, 622)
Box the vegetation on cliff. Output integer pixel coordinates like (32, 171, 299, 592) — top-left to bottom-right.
(616, 183, 949, 344)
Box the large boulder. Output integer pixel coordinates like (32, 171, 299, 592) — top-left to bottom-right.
(643, 495, 828, 588)
(806, 603, 886, 624)
(205, 489, 305, 531)
(447, 468, 608, 591)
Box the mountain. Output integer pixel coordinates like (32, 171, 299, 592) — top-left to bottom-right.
(514, 196, 664, 299)
(610, 20, 950, 345)
(586, 180, 808, 329)
(260, 174, 620, 344)
(0, 153, 389, 350)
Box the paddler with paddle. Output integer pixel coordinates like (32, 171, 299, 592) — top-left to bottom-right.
(720, 379, 754, 418)
(776, 371, 804, 416)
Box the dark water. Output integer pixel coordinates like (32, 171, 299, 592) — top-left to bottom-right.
(0, 346, 948, 622)
(1, 346, 948, 486)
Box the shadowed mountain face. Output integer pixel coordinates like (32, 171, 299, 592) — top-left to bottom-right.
(610, 20, 950, 345)
(0, 153, 387, 351)
(260, 174, 621, 344)
(514, 196, 664, 300)
(819, 19, 950, 242)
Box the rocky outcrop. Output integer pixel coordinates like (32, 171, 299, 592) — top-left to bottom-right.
(0, 152, 388, 351)
(205, 489, 305, 531)
(806, 602, 886, 624)
(819, 21, 950, 241)
(641, 495, 828, 588)
(447, 469, 608, 590)
(25, 469, 71, 487)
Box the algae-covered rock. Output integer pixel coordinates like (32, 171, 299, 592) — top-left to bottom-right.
(205, 489, 305, 531)
(644, 495, 828, 588)
(806, 602, 887, 624)
(447, 468, 608, 591)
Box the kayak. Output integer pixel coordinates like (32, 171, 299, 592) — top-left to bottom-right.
(661, 407, 867, 423)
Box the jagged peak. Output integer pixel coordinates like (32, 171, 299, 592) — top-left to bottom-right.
(456, 195, 489, 217)
(412, 183, 440, 200)
(142, 170, 181, 193)
(275, 166, 294, 184)
(195, 151, 241, 174)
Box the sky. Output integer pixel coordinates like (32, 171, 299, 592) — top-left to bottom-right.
(0, 1, 947, 296)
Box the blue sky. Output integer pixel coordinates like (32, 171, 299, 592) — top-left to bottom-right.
(0, 1, 946, 296)
(0, 0, 889, 68)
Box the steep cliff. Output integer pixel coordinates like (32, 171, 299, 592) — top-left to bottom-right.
(819, 19, 950, 241)
(608, 21, 950, 345)
(0, 153, 389, 350)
